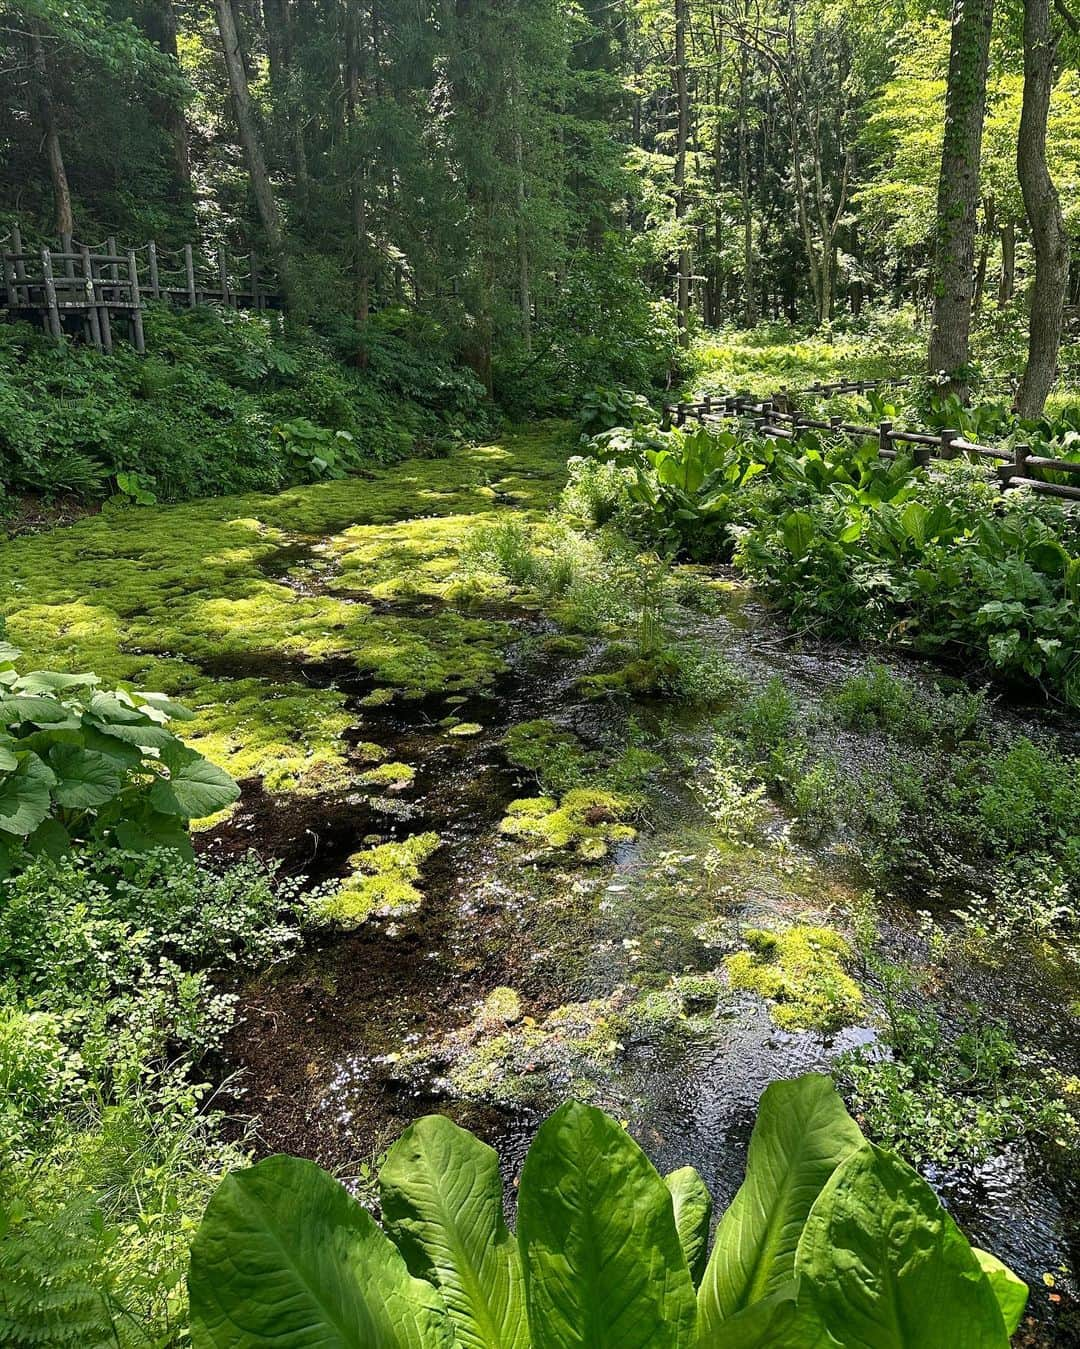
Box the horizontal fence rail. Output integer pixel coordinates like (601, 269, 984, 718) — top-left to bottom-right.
(664, 378, 1080, 505)
(2, 224, 281, 353)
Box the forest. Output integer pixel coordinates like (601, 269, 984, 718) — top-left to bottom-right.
(1, 0, 1080, 1344)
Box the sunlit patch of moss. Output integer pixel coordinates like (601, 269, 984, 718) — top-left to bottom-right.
(476, 986, 522, 1028)
(0, 430, 570, 793)
(360, 688, 396, 708)
(724, 925, 863, 1032)
(312, 832, 441, 929)
(447, 722, 483, 738)
(181, 678, 356, 795)
(355, 742, 391, 763)
(358, 762, 415, 788)
(499, 788, 636, 859)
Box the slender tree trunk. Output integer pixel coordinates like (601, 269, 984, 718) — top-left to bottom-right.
(511, 43, 531, 351)
(999, 218, 1016, 303)
(738, 43, 756, 327)
(29, 28, 73, 236)
(214, 0, 296, 309)
(928, 0, 994, 389)
(973, 194, 994, 316)
(674, 0, 690, 345)
(343, 0, 371, 335)
(1016, 0, 1069, 416)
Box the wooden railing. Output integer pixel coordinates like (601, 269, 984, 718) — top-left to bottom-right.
(665, 379, 1080, 504)
(2, 224, 280, 353)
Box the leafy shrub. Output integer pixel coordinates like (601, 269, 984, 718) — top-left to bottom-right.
(272, 417, 356, 481)
(0, 846, 304, 1345)
(0, 644, 238, 872)
(578, 410, 1080, 704)
(187, 1074, 1026, 1347)
(579, 387, 659, 438)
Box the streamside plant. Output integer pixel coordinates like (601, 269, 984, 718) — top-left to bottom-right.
(0, 643, 239, 871)
(187, 1073, 1026, 1347)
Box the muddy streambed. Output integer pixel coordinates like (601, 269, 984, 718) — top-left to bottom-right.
(202, 545, 1079, 1347)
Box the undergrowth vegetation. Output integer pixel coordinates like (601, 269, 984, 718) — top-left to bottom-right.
(0, 305, 492, 511)
(568, 390, 1080, 704)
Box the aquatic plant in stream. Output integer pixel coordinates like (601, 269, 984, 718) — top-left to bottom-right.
(187, 1073, 1027, 1347)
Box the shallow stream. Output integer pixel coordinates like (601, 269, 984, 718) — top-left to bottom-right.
(204, 537, 1080, 1347)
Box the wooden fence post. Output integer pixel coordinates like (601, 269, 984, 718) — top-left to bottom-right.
(184, 244, 197, 307)
(878, 420, 893, 458)
(675, 405, 686, 427)
(249, 250, 260, 309)
(127, 250, 145, 353)
(80, 246, 103, 352)
(106, 237, 119, 297)
(939, 428, 959, 460)
(11, 224, 27, 304)
(41, 249, 63, 342)
(148, 241, 161, 299)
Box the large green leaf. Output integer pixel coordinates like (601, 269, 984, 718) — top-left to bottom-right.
(782, 511, 815, 559)
(188, 1153, 458, 1349)
(149, 743, 240, 819)
(379, 1114, 528, 1349)
(0, 695, 73, 726)
(14, 670, 100, 694)
(973, 1249, 1028, 1336)
(664, 1168, 712, 1289)
(697, 1074, 864, 1337)
(0, 753, 56, 837)
(795, 1144, 1010, 1348)
(49, 744, 122, 809)
(697, 1285, 830, 1349)
(517, 1100, 696, 1349)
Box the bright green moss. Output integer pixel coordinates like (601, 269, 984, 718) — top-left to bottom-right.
(312, 832, 441, 929)
(499, 788, 636, 858)
(725, 925, 863, 1032)
(0, 430, 569, 795)
(447, 722, 483, 738)
(358, 762, 415, 788)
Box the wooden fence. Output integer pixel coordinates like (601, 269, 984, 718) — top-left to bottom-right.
(2, 225, 281, 353)
(665, 377, 1080, 504)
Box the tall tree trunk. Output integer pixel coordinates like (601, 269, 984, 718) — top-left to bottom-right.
(928, 0, 994, 390)
(263, 0, 309, 206)
(514, 115, 531, 350)
(139, 0, 191, 201)
(1016, 0, 1069, 416)
(999, 218, 1016, 304)
(214, 0, 296, 309)
(343, 0, 371, 334)
(674, 0, 690, 345)
(29, 28, 73, 236)
(738, 42, 756, 327)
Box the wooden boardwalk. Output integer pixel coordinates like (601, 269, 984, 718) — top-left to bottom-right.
(2, 225, 281, 353)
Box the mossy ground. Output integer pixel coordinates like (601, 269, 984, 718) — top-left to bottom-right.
(0, 426, 569, 795)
